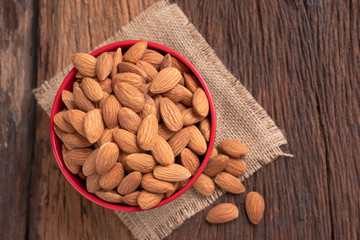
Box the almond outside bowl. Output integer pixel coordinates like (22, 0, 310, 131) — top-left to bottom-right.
(50, 40, 216, 211)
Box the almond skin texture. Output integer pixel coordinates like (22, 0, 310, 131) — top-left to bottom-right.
(137, 114, 158, 151)
(141, 173, 174, 194)
(199, 118, 211, 142)
(96, 52, 113, 81)
(175, 103, 187, 112)
(187, 125, 207, 155)
(110, 48, 123, 78)
(210, 148, 218, 158)
(192, 174, 215, 197)
(206, 203, 239, 224)
(224, 159, 247, 177)
(117, 62, 147, 79)
(95, 142, 120, 175)
(192, 88, 209, 117)
(101, 95, 121, 129)
(182, 108, 205, 126)
(151, 135, 175, 166)
(97, 128, 114, 146)
(203, 154, 229, 177)
(62, 145, 81, 174)
(118, 151, 131, 171)
(54, 111, 75, 133)
(218, 140, 249, 159)
(139, 95, 157, 120)
(86, 174, 101, 193)
(150, 67, 182, 94)
(82, 148, 99, 176)
(160, 53, 172, 70)
(81, 77, 104, 101)
(153, 164, 191, 182)
(157, 123, 175, 140)
(118, 107, 141, 133)
(136, 60, 158, 82)
(160, 97, 183, 131)
(141, 50, 164, 70)
(73, 86, 95, 112)
(72, 53, 97, 77)
(125, 153, 156, 173)
(112, 72, 146, 92)
(183, 72, 200, 93)
(62, 132, 92, 148)
(98, 78, 112, 94)
(162, 84, 193, 105)
(245, 192, 265, 224)
(98, 91, 110, 109)
(66, 109, 86, 136)
(117, 171, 142, 195)
(99, 163, 124, 190)
(152, 95, 162, 122)
(123, 41, 147, 63)
(168, 127, 193, 156)
(84, 109, 104, 143)
(138, 191, 164, 210)
(113, 129, 142, 153)
(95, 190, 122, 203)
(113, 82, 145, 113)
(65, 148, 93, 166)
(165, 182, 180, 198)
(180, 148, 200, 175)
(215, 172, 245, 194)
(122, 191, 140, 206)
(61, 90, 77, 109)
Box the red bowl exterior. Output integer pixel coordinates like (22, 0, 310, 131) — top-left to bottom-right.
(50, 40, 216, 212)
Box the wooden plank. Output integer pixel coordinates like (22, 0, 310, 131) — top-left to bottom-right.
(0, 0, 37, 239)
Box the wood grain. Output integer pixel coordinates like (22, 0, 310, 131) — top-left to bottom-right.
(0, 0, 359, 239)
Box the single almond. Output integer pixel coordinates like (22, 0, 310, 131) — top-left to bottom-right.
(113, 82, 145, 113)
(139, 96, 157, 120)
(168, 127, 193, 156)
(110, 48, 123, 78)
(113, 129, 142, 153)
(192, 88, 209, 117)
(164, 182, 180, 198)
(99, 163, 124, 190)
(224, 159, 247, 177)
(203, 154, 229, 177)
(137, 114, 158, 151)
(159, 53, 172, 70)
(71, 53, 97, 77)
(117, 171, 142, 195)
(96, 52, 113, 81)
(137, 190, 164, 210)
(117, 62, 147, 79)
(245, 192, 265, 224)
(122, 191, 140, 206)
(141, 173, 174, 194)
(54, 111, 75, 133)
(136, 60, 158, 82)
(180, 148, 200, 175)
(95, 142, 119, 175)
(141, 50, 164, 70)
(182, 107, 205, 126)
(82, 148, 99, 176)
(123, 41, 147, 63)
(95, 190, 123, 203)
(86, 174, 101, 193)
(187, 125, 207, 155)
(125, 153, 156, 173)
(192, 173, 215, 197)
(61, 90, 77, 109)
(206, 203, 239, 224)
(153, 164, 191, 182)
(66, 109, 86, 136)
(62, 144, 81, 174)
(62, 132, 92, 148)
(112, 72, 146, 92)
(170, 56, 190, 73)
(157, 123, 175, 140)
(118, 107, 141, 133)
(218, 140, 249, 159)
(97, 78, 112, 94)
(101, 95, 121, 129)
(150, 67, 182, 94)
(84, 109, 104, 143)
(97, 128, 114, 146)
(183, 72, 200, 93)
(73, 86, 95, 112)
(151, 135, 174, 166)
(65, 148, 93, 166)
(160, 97, 183, 131)
(161, 84, 192, 104)
(210, 147, 218, 158)
(152, 94, 162, 122)
(80, 77, 104, 101)
(199, 118, 211, 142)
(215, 172, 245, 194)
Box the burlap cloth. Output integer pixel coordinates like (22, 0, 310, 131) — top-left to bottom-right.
(34, 1, 291, 239)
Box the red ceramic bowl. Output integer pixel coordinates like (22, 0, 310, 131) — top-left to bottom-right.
(50, 40, 216, 211)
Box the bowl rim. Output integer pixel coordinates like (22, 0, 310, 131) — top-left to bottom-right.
(50, 40, 216, 212)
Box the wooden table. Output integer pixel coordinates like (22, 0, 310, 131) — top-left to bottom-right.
(1, 0, 359, 239)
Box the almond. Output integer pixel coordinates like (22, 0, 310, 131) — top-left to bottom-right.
(182, 107, 205, 126)
(177, 178, 190, 190)
(73, 86, 95, 112)
(65, 148, 93, 166)
(192, 173, 215, 197)
(110, 48, 123, 78)
(206, 203, 239, 224)
(160, 97, 183, 131)
(101, 95, 121, 129)
(84, 109, 104, 143)
(96, 52, 113, 81)
(98, 91, 110, 109)
(82, 148, 99, 176)
(245, 192, 265, 224)
(168, 127, 193, 156)
(71, 53, 97, 77)
(113, 82, 145, 113)
(137, 114, 158, 151)
(113, 129, 142, 153)
(136, 60, 158, 82)
(160, 53, 172, 70)
(164, 182, 180, 198)
(210, 147, 218, 158)
(62, 132, 92, 148)
(54, 111, 75, 133)
(183, 72, 200, 93)
(117, 171, 142, 195)
(180, 148, 200, 175)
(152, 94, 162, 122)
(141, 49, 164, 70)
(98, 78, 112, 94)
(137, 190, 164, 210)
(99, 163, 124, 190)
(162, 84, 193, 105)
(192, 88, 209, 117)
(112, 72, 146, 92)
(125, 153, 156, 173)
(118, 151, 131, 171)
(73, 81, 80, 89)
(224, 159, 247, 177)
(175, 103, 187, 112)
(199, 118, 211, 142)
(203, 154, 229, 177)
(153, 164, 191, 182)
(95, 190, 123, 203)
(157, 123, 175, 140)
(170, 56, 190, 73)
(117, 62, 147, 79)
(141, 173, 174, 194)
(80, 77, 104, 101)
(218, 140, 249, 159)
(97, 128, 114, 146)
(123, 41, 147, 63)
(61, 90, 77, 109)
(95, 142, 119, 175)
(139, 96, 157, 120)
(150, 67, 182, 94)
(62, 144, 81, 174)
(215, 172, 245, 194)
(122, 191, 140, 206)
(65, 109, 86, 136)
(75, 71, 86, 79)
(187, 125, 207, 155)
(151, 135, 174, 166)
(86, 174, 101, 193)
(118, 107, 141, 133)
